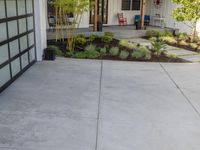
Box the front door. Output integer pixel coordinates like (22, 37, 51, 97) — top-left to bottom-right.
(90, 0, 108, 24)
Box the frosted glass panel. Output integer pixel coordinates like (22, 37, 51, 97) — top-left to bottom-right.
(17, 0, 26, 15)
(26, 0, 33, 14)
(20, 35, 28, 51)
(27, 16, 33, 30)
(28, 32, 34, 46)
(0, 44, 9, 64)
(29, 47, 35, 62)
(0, 23, 7, 42)
(11, 58, 21, 76)
(10, 39, 20, 58)
(19, 18, 27, 34)
(0, 0, 6, 19)
(6, 0, 17, 17)
(0, 65, 10, 87)
(21, 52, 29, 68)
(8, 20, 18, 38)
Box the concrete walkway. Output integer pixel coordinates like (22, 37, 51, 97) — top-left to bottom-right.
(127, 38, 200, 62)
(1, 58, 200, 150)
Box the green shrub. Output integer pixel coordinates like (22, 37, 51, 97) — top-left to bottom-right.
(159, 30, 173, 37)
(76, 34, 85, 38)
(197, 46, 200, 52)
(151, 40, 166, 56)
(190, 43, 198, 49)
(119, 40, 137, 49)
(167, 53, 177, 59)
(119, 51, 129, 60)
(177, 32, 189, 41)
(105, 32, 114, 37)
(75, 35, 87, 46)
(102, 35, 113, 44)
(88, 34, 96, 43)
(66, 51, 74, 57)
(99, 47, 107, 54)
(179, 40, 189, 46)
(109, 47, 119, 56)
(160, 36, 177, 44)
(73, 50, 100, 59)
(48, 45, 63, 56)
(193, 36, 200, 43)
(102, 32, 114, 44)
(132, 46, 151, 60)
(149, 37, 157, 42)
(85, 44, 97, 51)
(146, 30, 160, 38)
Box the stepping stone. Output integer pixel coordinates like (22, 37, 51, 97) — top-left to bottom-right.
(167, 49, 198, 56)
(165, 45, 182, 50)
(179, 55, 200, 62)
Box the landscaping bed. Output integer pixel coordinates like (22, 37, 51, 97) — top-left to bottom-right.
(47, 32, 188, 63)
(145, 29, 200, 53)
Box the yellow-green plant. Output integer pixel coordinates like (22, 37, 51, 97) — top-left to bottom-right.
(54, 0, 93, 52)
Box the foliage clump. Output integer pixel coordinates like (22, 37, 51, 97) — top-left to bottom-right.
(85, 44, 97, 51)
(48, 45, 63, 56)
(190, 43, 198, 49)
(119, 51, 129, 60)
(102, 32, 114, 44)
(177, 32, 189, 41)
(75, 35, 87, 46)
(99, 47, 107, 54)
(150, 40, 166, 56)
(119, 40, 137, 49)
(132, 46, 151, 60)
(109, 47, 119, 56)
(159, 36, 177, 44)
(179, 40, 189, 46)
(73, 50, 100, 59)
(146, 30, 160, 38)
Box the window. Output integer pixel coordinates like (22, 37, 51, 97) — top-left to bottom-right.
(132, 0, 141, 10)
(122, 0, 141, 10)
(122, 0, 131, 10)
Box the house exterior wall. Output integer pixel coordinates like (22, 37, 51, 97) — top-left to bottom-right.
(34, 0, 47, 61)
(145, 0, 200, 35)
(63, 0, 141, 28)
(107, 0, 141, 25)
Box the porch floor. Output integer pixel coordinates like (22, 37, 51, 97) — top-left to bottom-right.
(47, 25, 173, 40)
(1, 58, 200, 150)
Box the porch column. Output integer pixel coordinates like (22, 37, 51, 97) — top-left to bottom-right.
(93, 0, 98, 31)
(141, 0, 146, 29)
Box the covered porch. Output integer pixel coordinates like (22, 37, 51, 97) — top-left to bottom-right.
(47, 25, 173, 40)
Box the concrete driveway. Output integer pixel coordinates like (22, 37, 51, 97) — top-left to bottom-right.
(0, 58, 200, 150)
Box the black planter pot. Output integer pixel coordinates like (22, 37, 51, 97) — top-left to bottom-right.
(135, 21, 141, 30)
(44, 48, 55, 60)
(97, 21, 103, 31)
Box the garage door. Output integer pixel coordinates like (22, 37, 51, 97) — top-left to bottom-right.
(0, 0, 36, 92)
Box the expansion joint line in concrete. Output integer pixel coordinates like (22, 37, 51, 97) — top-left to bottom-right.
(159, 63, 200, 118)
(95, 60, 103, 150)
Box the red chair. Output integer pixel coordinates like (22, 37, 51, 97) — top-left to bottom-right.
(117, 13, 127, 26)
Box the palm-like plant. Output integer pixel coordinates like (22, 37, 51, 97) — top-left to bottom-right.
(151, 40, 166, 57)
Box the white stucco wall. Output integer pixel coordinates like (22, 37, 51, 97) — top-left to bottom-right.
(107, 0, 140, 25)
(34, 0, 47, 61)
(66, 0, 141, 27)
(145, 0, 200, 35)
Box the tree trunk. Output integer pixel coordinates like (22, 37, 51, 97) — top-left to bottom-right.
(191, 20, 197, 42)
